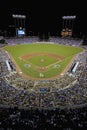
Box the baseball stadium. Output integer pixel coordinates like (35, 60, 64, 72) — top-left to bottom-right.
(0, 15, 87, 129)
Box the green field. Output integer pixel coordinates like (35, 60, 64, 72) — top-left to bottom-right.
(29, 55, 57, 66)
(4, 43, 83, 79)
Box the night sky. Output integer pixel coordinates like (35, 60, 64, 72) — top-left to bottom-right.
(0, 0, 87, 36)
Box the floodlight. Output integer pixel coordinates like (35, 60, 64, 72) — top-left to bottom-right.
(12, 14, 26, 19)
(62, 15, 76, 20)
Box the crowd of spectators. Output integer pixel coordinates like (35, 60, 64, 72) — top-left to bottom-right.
(5, 36, 39, 45)
(49, 37, 83, 46)
(5, 36, 83, 46)
(0, 36, 87, 129)
(0, 104, 87, 129)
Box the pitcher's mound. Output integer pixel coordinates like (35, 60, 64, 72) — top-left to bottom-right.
(40, 59, 45, 62)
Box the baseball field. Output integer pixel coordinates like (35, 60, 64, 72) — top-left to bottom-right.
(4, 43, 83, 79)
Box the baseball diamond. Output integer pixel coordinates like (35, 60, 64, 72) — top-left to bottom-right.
(4, 43, 83, 80)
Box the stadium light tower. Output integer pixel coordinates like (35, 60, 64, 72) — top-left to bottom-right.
(61, 15, 76, 37)
(12, 14, 26, 37)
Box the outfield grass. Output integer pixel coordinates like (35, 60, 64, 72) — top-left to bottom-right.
(4, 43, 83, 79)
